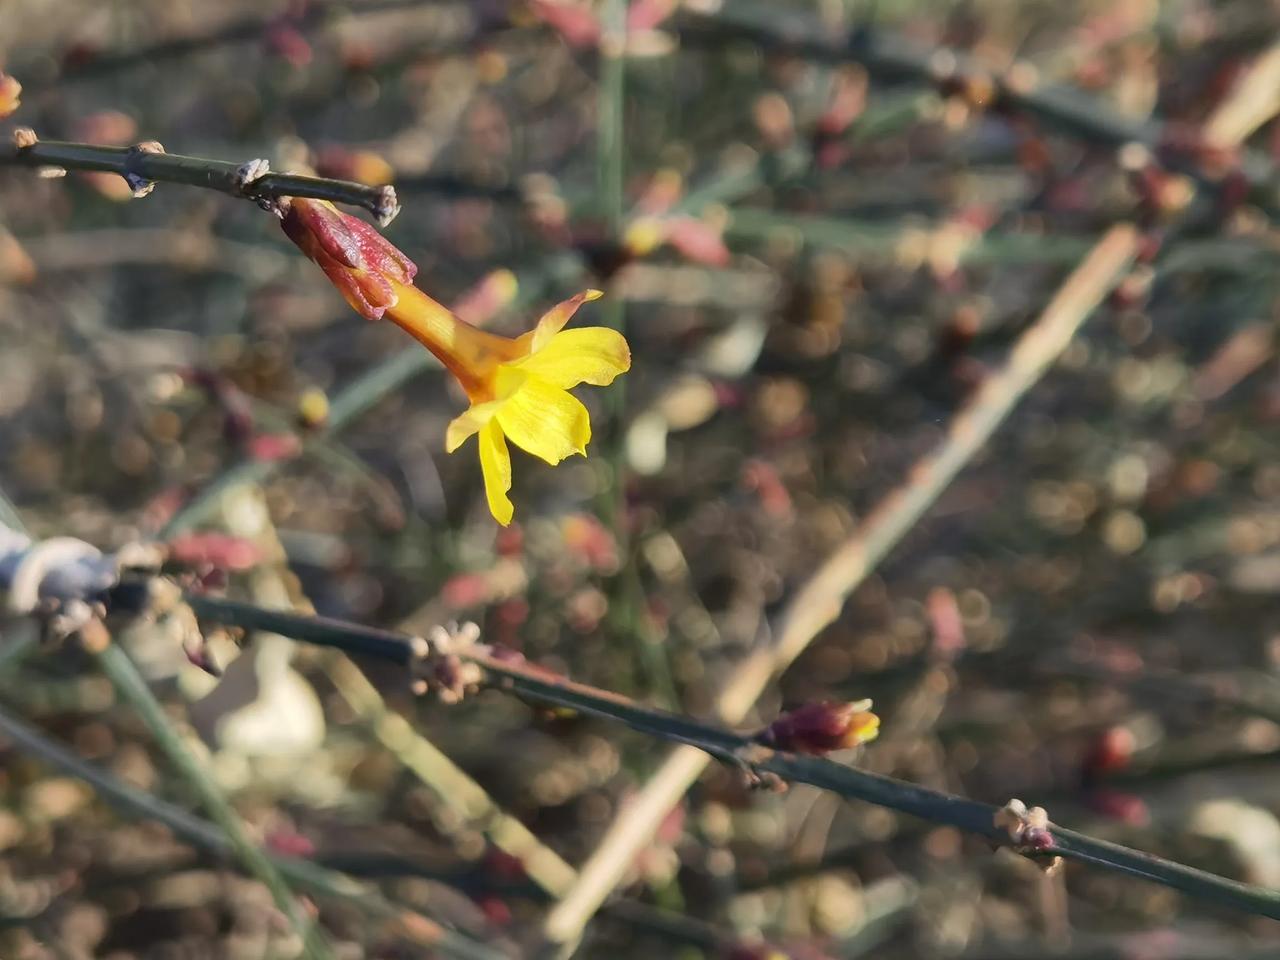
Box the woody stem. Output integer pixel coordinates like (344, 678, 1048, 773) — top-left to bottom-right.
(2, 137, 400, 225)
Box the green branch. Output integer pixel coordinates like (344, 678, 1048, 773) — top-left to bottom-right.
(95, 643, 335, 959)
(184, 594, 1280, 923)
(3, 137, 399, 225)
(0, 701, 509, 960)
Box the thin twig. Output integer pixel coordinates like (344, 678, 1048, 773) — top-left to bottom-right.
(94, 642, 334, 960)
(0, 702, 509, 960)
(179, 594, 1280, 923)
(2, 139, 399, 225)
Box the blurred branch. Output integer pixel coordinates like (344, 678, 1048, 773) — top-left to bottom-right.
(673, 7, 1145, 142)
(20, 0, 465, 86)
(94, 642, 335, 960)
(321, 650, 580, 897)
(0, 702, 510, 960)
(179, 594, 1280, 924)
(723, 208, 1096, 266)
(2, 137, 400, 225)
(8, 227, 295, 279)
(675, 7, 1274, 189)
(539, 22, 1280, 945)
(538, 225, 1141, 951)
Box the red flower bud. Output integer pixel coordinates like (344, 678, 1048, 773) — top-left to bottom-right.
(756, 700, 880, 754)
(280, 198, 417, 320)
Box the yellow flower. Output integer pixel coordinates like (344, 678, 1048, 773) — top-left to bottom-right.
(281, 198, 630, 525)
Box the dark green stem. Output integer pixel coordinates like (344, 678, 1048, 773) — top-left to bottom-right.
(95, 643, 334, 959)
(3, 140, 398, 225)
(0, 702, 509, 960)
(184, 595, 1280, 923)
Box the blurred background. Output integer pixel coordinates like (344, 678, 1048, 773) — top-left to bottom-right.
(6, 0, 1280, 956)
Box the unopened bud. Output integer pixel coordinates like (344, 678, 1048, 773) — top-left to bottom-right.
(280, 197, 417, 320)
(755, 699, 880, 754)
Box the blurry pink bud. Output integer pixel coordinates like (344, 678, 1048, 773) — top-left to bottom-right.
(561, 513, 619, 572)
(166, 532, 262, 572)
(264, 21, 313, 67)
(627, 0, 677, 32)
(1086, 789, 1150, 826)
(494, 524, 524, 557)
(528, 0, 602, 47)
(265, 829, 316, 857)
(664, 216, 731, 266)
(815, 66, 867, 139)
(476, 896, 513, 927)
(926, 586, 966, 660)
(453, 269, 518, 327)
(1082, 726, 1136, 780)
(442, 573, 491, 609)
(246, 433, 302, 462)
(741, 460, 792, 519)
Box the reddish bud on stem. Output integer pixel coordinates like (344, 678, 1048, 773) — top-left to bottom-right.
(756, 700, 880, 754)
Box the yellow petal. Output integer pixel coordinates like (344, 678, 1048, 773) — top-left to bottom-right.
(529, 289, 604, 353)
(514, 327, 631, 389)
(494, 374, 591, 464)
(445, 400, 503, 453)
(479, 421, 514, 525)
